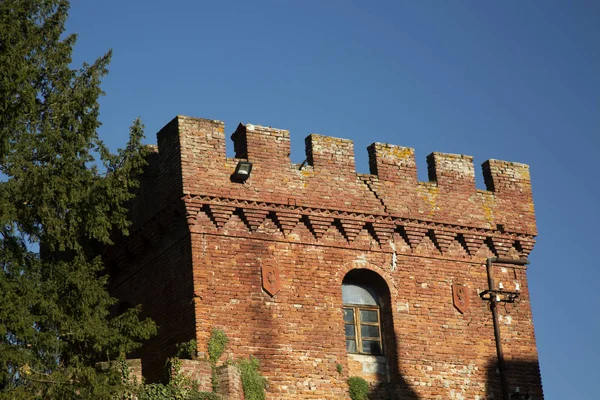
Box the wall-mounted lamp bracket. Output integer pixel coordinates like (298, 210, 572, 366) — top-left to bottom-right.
(232, 161, 253, 182)
(482, 256, 530, 400)
(479, 289, 520, 303)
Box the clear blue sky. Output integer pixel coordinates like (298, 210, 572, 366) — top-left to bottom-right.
(67, 1, 599, 398)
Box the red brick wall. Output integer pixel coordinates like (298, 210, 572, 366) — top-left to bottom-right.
(217, 364, 245, 400)
(108, 121, 196, 382)
(169, 359, 213, 392)
(111, 115, 542, 399)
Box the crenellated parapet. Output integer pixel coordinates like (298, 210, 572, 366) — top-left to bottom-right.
(367, 143, 536, 234)
(163, 116, 385, 214)
(152, 115, 536, 240)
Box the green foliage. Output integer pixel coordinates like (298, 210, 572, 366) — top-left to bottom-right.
(210, 365, 219, 393)
(238, 357, 267, 400)
(166, 358, 187, 389)
(187, 392, 220, 400)
(207, 329, 229, 392)
(176, 339, 198, 360)
(138, 383, 174, 400)
(121, 358, 218, 400)
(336, 363, 343, 375)
(0, 1, 156, 398)
(347, 376, 370, 400)
(137, 383, 218, 400)
(121, 333, 266, 400)
(207, 329, 229, 364)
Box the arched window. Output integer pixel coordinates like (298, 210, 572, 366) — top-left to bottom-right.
(342, 271, 384, 355)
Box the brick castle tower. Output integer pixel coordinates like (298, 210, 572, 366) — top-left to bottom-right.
(108, 115, 543, 399)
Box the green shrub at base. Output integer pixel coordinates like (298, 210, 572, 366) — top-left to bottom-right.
(208, 329, 229, 364)
(207, 329, 229, 392)
(348, 376, 369, 400)
(238, 357, 267, 400)
(176, 339, 198, 360)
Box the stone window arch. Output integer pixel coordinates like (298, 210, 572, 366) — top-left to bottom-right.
(342, 269, 392, 356)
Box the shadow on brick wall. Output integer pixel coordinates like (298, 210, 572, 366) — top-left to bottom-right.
(362, 358, 543, 399)
(370, 378, 420, 400)
(364, 359, 544, 400)
(485, 359, 544, 400)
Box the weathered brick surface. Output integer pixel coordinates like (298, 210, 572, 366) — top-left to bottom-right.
(169, 359, 213, 392)
(217, 364, 244, 400)
(109, 115, 543, 399)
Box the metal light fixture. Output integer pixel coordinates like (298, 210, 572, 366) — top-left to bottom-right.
(480, 287, 520, 304)
(480, 257, 529, 400)
(232, 161, 253, 182)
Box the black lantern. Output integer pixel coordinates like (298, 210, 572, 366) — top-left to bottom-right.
(232, 161, 253, 182)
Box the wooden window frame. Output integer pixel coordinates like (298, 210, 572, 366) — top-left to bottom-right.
(343, 304, 383, 355)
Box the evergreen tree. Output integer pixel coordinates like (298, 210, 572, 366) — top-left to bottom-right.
(0, 1, 157, 398)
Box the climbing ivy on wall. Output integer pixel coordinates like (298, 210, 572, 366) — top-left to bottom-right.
(117, 358, 218, 400)
(207, 329, 229, 392)
(238, 356, 267, 400)
(118, 330, 267, 399)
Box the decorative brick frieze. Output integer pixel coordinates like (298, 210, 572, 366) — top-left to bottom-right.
(178, 196, 535, 259)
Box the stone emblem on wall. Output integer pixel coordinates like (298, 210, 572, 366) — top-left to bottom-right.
(452, 283, 470, 314)
(261, 266, 281, 296)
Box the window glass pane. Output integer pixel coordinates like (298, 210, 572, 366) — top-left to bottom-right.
(342, 284, 379, 305)
(362, 340, 382, 355)
(343, 308, 354, 323)
(361, 324, 381, 338)
(360, 309, 379, 323)
(345, 324, 356, 337)
(346, 340, 357, 353)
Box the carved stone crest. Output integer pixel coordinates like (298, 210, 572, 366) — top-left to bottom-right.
(261, 266, 281, 297)
(452, 283, 470, 314)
